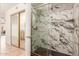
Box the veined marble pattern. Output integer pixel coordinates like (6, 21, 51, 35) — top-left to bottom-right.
(48, 10, 75, 55)
(32, 4, 76, 55)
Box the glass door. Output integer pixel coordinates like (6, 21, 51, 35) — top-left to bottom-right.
(11, 14, 19, 47)
(20, 11, 26, 49)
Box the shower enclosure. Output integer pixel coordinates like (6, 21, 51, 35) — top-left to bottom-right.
(31, 3, 79, 56)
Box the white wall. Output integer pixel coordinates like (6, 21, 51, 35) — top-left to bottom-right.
(5, 3, 31, 56)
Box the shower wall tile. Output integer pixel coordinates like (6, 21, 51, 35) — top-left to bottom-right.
(49, 10, 74, 55)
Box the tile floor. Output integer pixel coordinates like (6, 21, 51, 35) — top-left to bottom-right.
(0, 44, 26, 56)
(0, 36, 26, 56)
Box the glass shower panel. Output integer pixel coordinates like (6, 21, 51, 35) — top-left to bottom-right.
(20, 12, 26, 49)
(32, 4, 49, 56)
(32, 3, 76, 56)
(11, 14, 19, 47)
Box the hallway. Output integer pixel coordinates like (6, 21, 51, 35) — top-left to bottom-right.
(0, 3, 31, 56)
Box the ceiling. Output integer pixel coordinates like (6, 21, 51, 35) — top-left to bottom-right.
(0, 3, 18, 18)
